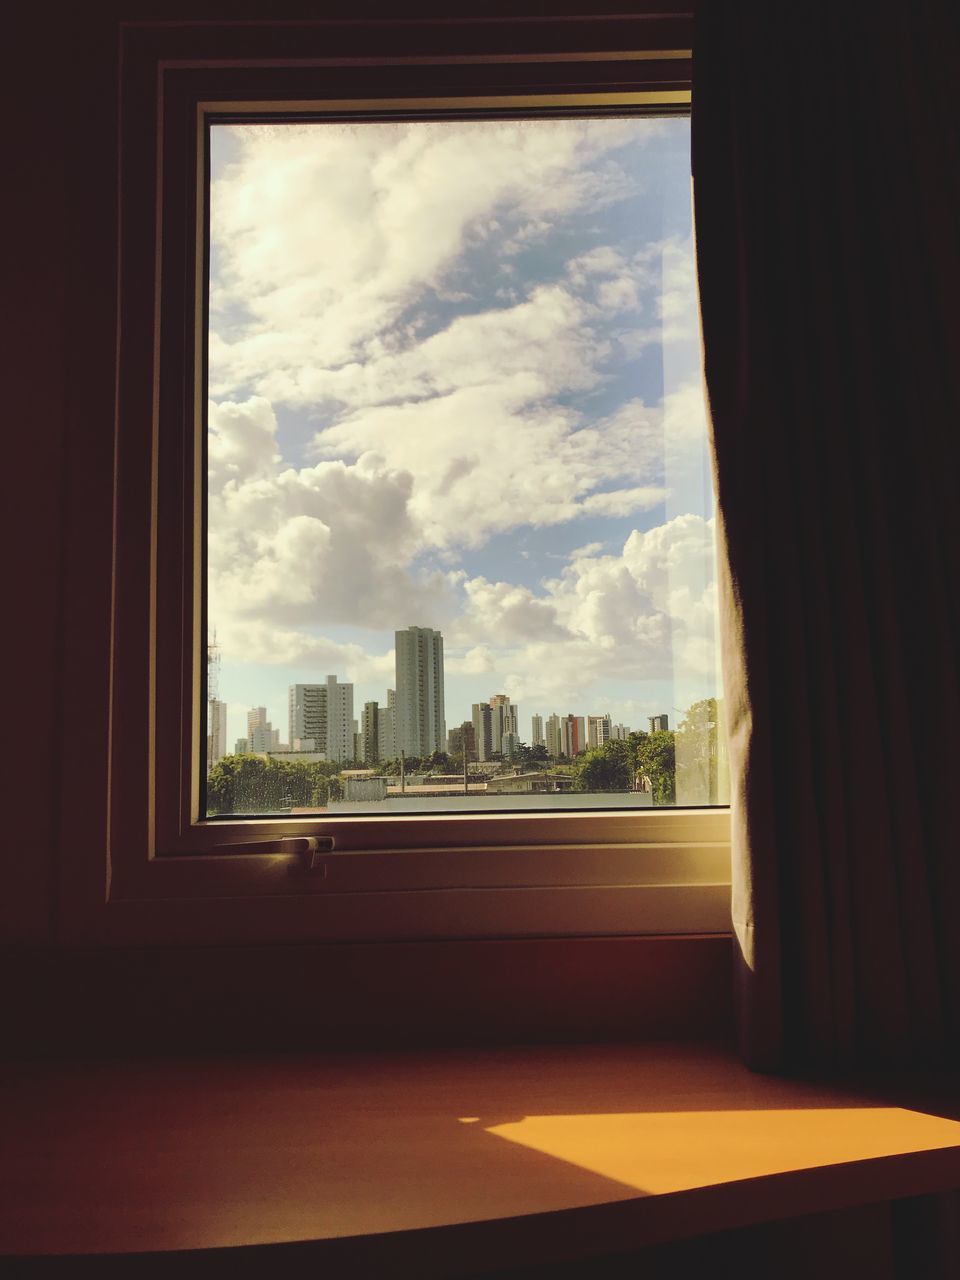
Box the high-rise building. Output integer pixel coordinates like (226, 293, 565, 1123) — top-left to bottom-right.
(362, 701, 379, 764)
(207, 698, 227, 771)
(531, 714, 544, 748)
(377, 689, 397, 762)
(649, 714, 669, 733)
(287, 677, 354, 762)
(288, 685, 322, 751)
(611, 722, 631, 740)
(472, 702, 493, 761)
(488, 694, 518, 756)
(247, 706, 280, 752)
(545, 713, 562, 759)
(561, 714, 586, 758)
(395, 627, 445, 758)
(448, 721, 477, 759)
(587, 714, 613, 749)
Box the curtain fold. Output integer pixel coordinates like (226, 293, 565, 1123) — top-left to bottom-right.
(692, 0, 960, 1070)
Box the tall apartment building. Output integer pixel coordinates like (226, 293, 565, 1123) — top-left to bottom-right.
(488, 694, 518, 756)
(207, 698, 227, 771)
(447, 721, 477, 759)
(531, 714, 544, 748)
(545, 713, 562, 759)
(247, 706, 280, 752)
(361, 701, 379, 764)
(649, 714, 670, 733)
(472, 703, 494, 761)
(587, 714, 613, 749)
(611, 722, 631, 740)
(561, 713, 586, 758)
(287, 677, 354, 762)
(288, 685, 321, 750)
(395, 627, 445, 758)
(377, 689, 397, 762)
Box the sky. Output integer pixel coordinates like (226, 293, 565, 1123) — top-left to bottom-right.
(206, 114, 720, 749)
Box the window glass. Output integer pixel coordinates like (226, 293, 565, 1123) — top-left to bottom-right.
(205, 113, 727, 817)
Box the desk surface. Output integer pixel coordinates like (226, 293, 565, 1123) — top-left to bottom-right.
(2, 1042, 959, 1273)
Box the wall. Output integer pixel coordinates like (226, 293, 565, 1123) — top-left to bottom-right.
(0, 3, 729, 1053)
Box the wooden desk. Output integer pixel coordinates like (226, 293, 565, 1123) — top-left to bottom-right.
(2, 1042, 958, 1275)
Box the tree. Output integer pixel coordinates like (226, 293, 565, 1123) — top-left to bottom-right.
(572, 739, 632, 792)
(632, 730, 676, 805)
(207, 754, 341, 814)
(675, 698, 722, 804)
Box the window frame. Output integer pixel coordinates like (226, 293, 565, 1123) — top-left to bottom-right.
(60, 12, 730, 947)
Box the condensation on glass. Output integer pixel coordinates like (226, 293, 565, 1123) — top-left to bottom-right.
(203, 113, 728, 817)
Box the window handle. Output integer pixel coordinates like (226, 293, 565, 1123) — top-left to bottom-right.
(213, 835, 336, 868)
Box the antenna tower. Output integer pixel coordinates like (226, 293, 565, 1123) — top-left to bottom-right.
(207, 629, 221, 703)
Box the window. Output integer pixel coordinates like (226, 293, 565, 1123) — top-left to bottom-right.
(61, 13, 730, 947)
(205, 112, 729, 821)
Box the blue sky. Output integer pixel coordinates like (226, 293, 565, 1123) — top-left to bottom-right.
(206, 115, 719, 748)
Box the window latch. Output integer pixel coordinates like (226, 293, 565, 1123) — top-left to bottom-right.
(283, 834, 336, 875)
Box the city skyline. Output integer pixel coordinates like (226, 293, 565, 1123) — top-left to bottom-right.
(208, 623, 664, 769)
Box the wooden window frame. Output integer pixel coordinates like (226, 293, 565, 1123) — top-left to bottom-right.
(59, 11, 730, 947)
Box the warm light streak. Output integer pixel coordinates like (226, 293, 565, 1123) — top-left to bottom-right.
(485, 1108, 960, 1194)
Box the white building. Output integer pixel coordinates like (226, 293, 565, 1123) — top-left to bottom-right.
(395, 627, 445, 758)
(377, 689, 397, 762)
(545, 713, 562, 759)
(531, 714, 544, 748)
(488, 694, 518, 756)
(287, 676, 354, 763)
(587, 714, 613, 749)
(207, 698, 227, 771)
(247, 706, 280, 753)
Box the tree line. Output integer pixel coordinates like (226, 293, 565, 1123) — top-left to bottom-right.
(207, 698, 724, 813)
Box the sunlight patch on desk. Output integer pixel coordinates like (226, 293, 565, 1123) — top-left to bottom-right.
(484, 1108, 960, 1195)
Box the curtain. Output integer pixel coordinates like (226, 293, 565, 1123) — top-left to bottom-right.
(692, 0, 960, 1070)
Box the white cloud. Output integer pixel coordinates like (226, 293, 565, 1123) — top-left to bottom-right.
(208, 397, 458, 631)
(449, 578, 570, 646)
(214, 618, 395, 682)
(208, 397, 281, 489)
(313, 387, 671, 552)
(208, 118, 651, 401)
(205, 119, 719, 719)
(448, 513, 720, 705)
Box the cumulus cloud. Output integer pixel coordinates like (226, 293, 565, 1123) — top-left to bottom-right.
(204, 118, 720, 725)
(448, 514, 720, 704)
(214, 618, 395, 681)
(449, 578, 570, 646)
(208, 118, 651, 400)
(313, 389, 671, 552)
(208, 397, 458, 630)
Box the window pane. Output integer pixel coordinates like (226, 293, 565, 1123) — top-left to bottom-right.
(204, 113, 727, 817)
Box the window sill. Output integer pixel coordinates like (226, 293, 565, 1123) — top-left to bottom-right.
(3, 1041, 958, 1272)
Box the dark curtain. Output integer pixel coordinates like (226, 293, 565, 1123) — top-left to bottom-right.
(692, 0, 960, 1071)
